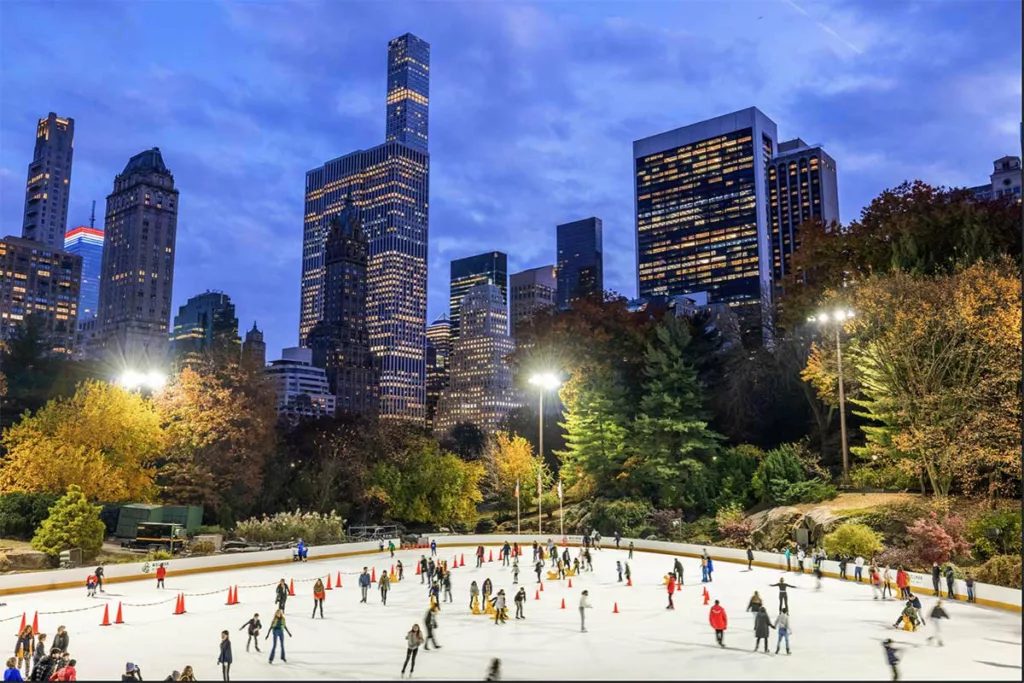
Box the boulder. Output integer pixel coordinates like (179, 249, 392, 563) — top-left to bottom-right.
(802, 506, 844, 543)
(747, 506, 802, 550)
(4, 551, 50, 571)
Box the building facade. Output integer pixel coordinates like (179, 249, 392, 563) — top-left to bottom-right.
(0, 236, 82, 353)
(634, 107, 778, 346)
(307, 200, 377, 415)
(242, 322, 267, 368)
(302, 35, 430, 423)
(63, 225, 104, 321)
(556, 217, 603, 310)
(96, 148, 179, 368)
(22, 112, 75, 249)
(767, 138, 839, 283)
(169, 290, 240, 359)
(434, 284, 521, 435)
(969, 156, 1023, 202)
(386, 33, 430, 153)
(425, 314, 451, 431)
(449, 251, 508, 340)
(509, 264, 556, 340)
(265, 347, 336, 421)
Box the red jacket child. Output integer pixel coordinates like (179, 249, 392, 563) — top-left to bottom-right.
(667, 576, 676, 594)
(709, 602, 728, 631)
(896, 569, 909, 589)
(156, 565, 167, 580)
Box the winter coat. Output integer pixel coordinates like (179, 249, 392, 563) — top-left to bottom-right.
(406, 630, 424, 650)
(424, 610, 437, 634)
(470, 583, 480, 597)
(706, 558, 714, 572)
(579, 594, 592, 609)
(314, 583, 326, 600)
(56, 665, 76, 682)
(884, 644, 899, 666)
(28, 655, 56, 682)
(156, 566, 167, 580)
(747, 549, 754, 561)
(218, 638, 233, 665)
(930, 605, 949, 620)
(944, 567, 955, 583)
(269, 615, 291, 635)
(276, 584, 289, 602)
(774, 612, 790, 631)
(482, 580, 493, 595)
(358, 573, 371, 588)
(709, 605, 727, 631)
(896, 571, 909, 588)
(15, 635, 32, 659)
(241, 618, 261, 636)
(909, 596, 922, 611)
(514, 591, 525, 605)
(379, 574, 390, 590)
(673, 559, 684, 575)
(747, 595, 762, 612)
(754, 610, 774, 638)
(4, 668, 24, 682)
(932, 566, 940, 581)
(52, 633, 69, 653)
(494, 594, 506, 610)
(667, 577, 676, 594)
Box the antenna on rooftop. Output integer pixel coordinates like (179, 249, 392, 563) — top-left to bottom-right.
(89, 200, 96, 229)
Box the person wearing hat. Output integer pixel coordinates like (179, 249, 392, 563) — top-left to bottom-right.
(121, 662, 142, 681)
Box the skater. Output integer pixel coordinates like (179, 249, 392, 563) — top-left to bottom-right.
(427, 558, 436, 584)
(492, 590, 507, 625)
(784, 547, 792, 572)
(389, 539, 396, 558)
(514, 587, 526, 619)
(857, 555, 867, 583)
(379, 570, 391, 606)
(673, 558, 684, 584)
(944, 564, 956, 599)
(572, 557, 580, 575)
(579, 590, 592, 633)
(51, 628, 68, 655)
(908, 593, 925, 624)
(312, 578, 326, 618)
(502, 541, 511, 566)
(239, 613, 262, 652)
(94, 565, 105, 593)
(838, 555, 848, 580)
(534, 559, 543, 584)
(666, 574, 676, 610)
(5, 658, 23, 683)
(774, 608, 791, 654)
(926, 600, 949, 646)
(769, 577, 791, 611)
(470, 581, 480, 610)
(85, 574, 97, 598)
(512, 559, 520, 585)
(616, 561, 623, 583)
(181, 665, 196, 681)
(871, 567, 883, 599)
(700, 556, 709, 583)
(624, 562, 632, 585)
(706, 556, 714, 582)
(747, 591, 763, 612)
(420, 556, 429, 583)
(893, 600, 921, 630)
(896, 566, 910, 599)
(424, 608, 441, 649)
(442, 572, 452, 604)
(753, 606, 774, 653)
(295, 538, 307, 562)
(217, 631, 232, 681)
(513, 542, 520, 559)
(265, 608, 291, 663)
(883, 639, 900, 681)
(476, 546, 485, 569)
(709, 600, 727, 647)
(931, 562, 941, 597)
(397, 560, 404, 581)
(485, 658, 501, 681)
(797, 548, 805, 574)
(275, 579, 289, 612)
(122, 663, 142, 682)
(585, 549, 594, 572)
(29, 647, 58, 683)
(965, 574, 975, 603)
(156, 563, 167, 589)
(814, 559, 824, 590)
(614, 530, 621, 548)
(401, 624, 424, 676)
(359, 567, 371, 603)
(430, 539, 437, 557)
(15, 625, 33, 677)
(55, 658, 75, 682)
(882, 565, 894, 599)
(429, 581, 441, 611)
(531, 541, 539, 562)
(747, 546, 754, 571)
(482, 578, 493, 604)
(628, 541, 634, 560)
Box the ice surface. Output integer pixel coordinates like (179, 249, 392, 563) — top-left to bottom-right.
(2, 545, 1020, 680)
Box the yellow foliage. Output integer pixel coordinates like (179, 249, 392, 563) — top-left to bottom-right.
(485, 431, 546, 509)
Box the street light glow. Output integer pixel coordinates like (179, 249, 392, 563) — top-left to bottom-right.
(119, 369, 166, 391)
(808, 308, 854, 324)
(528, 372, 561, 390)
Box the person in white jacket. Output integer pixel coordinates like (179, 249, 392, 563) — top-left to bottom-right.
(579, 591, 593, 632)
(854, 556, 865, 582)
(774, 608, 792, 654)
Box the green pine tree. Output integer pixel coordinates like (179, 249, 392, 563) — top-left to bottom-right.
(30, 484, 106, 560)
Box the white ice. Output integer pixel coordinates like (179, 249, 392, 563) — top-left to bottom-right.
(3, 545, 1020, 680)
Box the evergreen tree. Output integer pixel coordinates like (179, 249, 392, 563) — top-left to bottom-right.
(31, 485, 106, 560)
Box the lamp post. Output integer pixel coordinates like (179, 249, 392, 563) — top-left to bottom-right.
(529, 372, 562, 534)
(808, 309, 854, 486)
(118, 369, 166, 393)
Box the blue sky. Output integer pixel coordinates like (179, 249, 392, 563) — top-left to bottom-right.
(1, 0, 1020, 359)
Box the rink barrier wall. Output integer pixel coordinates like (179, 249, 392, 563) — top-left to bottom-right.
(1, 535, 1020, 613)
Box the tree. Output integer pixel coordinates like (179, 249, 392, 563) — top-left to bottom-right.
(441, 422, 487, 461)
(823, 523, 883, 558)
(0, 381, 163, 501)
(30, 485, 106, 560)
(484, 431, 546, 513)
(751, 444, 806, 505)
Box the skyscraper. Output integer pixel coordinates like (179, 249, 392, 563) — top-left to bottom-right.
(634, 107, 778, 346)
(303, 34, 430, 422)
(63, 224, 104, 321)
(169, 290, 240, 359)
(509, 264, 556, 339)
(0, 236, 82, 353)
(386, 33, 430, 153)
(556, 218, 603, 310)
(449, 251, 508, 340)
(22, 112, 74, 249)
(435, 284, 521, 435)
(96, 148, 179, 368)
(242, 321, 267, 368)
(425, 314, 452, 431)
(768, 139, 839, 282)
(265, 347, 336, 422)
(307, 200, 377, 415)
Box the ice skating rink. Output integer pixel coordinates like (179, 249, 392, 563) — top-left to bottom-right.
(3, 545, 1020, 680)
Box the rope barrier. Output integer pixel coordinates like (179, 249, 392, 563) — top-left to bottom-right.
(0, 613, 24, 623)
(38, 604, 105, 615)
(121, 596, 179, 608)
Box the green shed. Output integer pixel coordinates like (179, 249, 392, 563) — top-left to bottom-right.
(160, 505, 204, 533)
(115, 504, 162, 539)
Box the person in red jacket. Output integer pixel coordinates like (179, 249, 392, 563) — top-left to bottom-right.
(156, 563, 167, 589)
(896, 567, 910, 599)
(312, 578, 326, 618)
(666, 575, 676, 610)
(709, 599, 728, 647)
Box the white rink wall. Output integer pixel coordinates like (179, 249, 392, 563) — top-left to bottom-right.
(1, 534, 1019, 612)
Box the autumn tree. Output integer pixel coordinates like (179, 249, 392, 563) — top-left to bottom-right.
(0, 380, 163, 501)
(484, 431, 547, 513)
(31, 484, 106, 560)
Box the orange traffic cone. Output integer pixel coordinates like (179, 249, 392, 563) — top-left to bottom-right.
(371, 568, 376, 583)
(390, 564, 395, 577)
(16, 612, 25, 636)
(535, 589, 540, 600)
(288, 579, 296, 596)
(568, 579, 573, 588)
(703, 587, 709, 606)
(114, 602, 124, 625)
(174, 593, 186, 615)
(100, 604, 111, 626)
(613, 602, 620, 614)
(337, 572, 342, 587)
(560, 598, 565, 609)
(31, 612, 38, 635)
(627, 577, 632, 587)
(488, 550, 493, 563)
(540, 582, 544, 592)
(460, 554, 465, 567)
(416, 563, 421, 575)
(232, 586, 240, 604)
(225, 587, 234, 605)
(326, 574, 333, 590)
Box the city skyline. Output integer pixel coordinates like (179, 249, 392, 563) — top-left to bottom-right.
(1, 1, 1020, 360)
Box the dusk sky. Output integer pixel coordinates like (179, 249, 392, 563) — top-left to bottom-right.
(1, 0, 1020, 359)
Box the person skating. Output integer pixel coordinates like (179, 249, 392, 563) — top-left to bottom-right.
(180, 665, 196, 681)
(513, 542, 520, 559)
(753, 606, 774, 653)
(709, 600, 727, 647)
(51, 628, 68, 656)
(218, 630, 233, 681)
(769, 577, 791, 612)
(882, 565, 894, 599)
(944, 565, 956, 599)
(774, 608, 791, 654)
(854, 555, 865, 582)
(926, 600, 950, 646)
(514, 588, 526, 620)
(492, 590, 508, 625)
(614, 530, 621, 549)
(476, 546, 485, 569)
(312, 578, 326, 618)
(265, 608, 291, 663)
(579, 591, 592, 633)
(707, 556, 714, 582)
(814, 559, 824, 590)
(275, 579, 289, 613)
(94, 566, 105, 593)
(482, 578, 493, 605)
(429, 581, 441, 611)
(892, 600, 921, 630)
(379, 571, 391, 607)
(908, 593, 925, 625)
(896, 567, 910, 599)
(531, 541, 539, 562)
(397, 560, 404, 581)
(14, 625, 33, 678)
(796, 548, 805, 574)
(420, 556, 429, 583)
(572, 557, 580, 575)
(512, 558, 520, 585)
(871, 567, 884, 599)
(485, 658, 501, 681)
(585, 549, 593, 572)
(628, 541, 634, 560)
(784, 547, 792, 572)
(427, 558, 436, 584)
(534, 559, 543, 584)
(295, 538, 308, 562)
(624, 562, 631, 585)
(430, 539, 437, 557)
(424, 608, 441, 649)
(673, 558, 684, 584)
(28, 648, 58, 682)
(156, 563, 167, 589)
(85, 574, 97, 599)
(29, 636, 45, 675)
(616, 561, 623, 583)
(502, 541, 511, 567)
(666, 574, 676, 610)
(389, 539, 396, 558)
(470, 581, 480, 610)
(401, 624, 424, 677)
(883, 639, 901, 681)
(359, 568, 371, 603)
(931, 562, 941, 597)
(443, 572, 453, 604)
(746, 547, 754, 571)
(55, 658, 75, 682)
(239, 613, 262, 652)
(700, 555, 709, 583)
(965, 574, 975, 603)
(121, 662, 142, 681)
(5, 657, 24, 683)
(747, 591, 763, 612)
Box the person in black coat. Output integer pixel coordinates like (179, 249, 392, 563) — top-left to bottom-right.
(275, 579, 289, 612)
(746, 547, 754, 570)
(218, 631, 233, 681)
(239, 614, 262, 652)
(95, 566, 105, 593)
(753, 606, 774, 653)
(673, 558, 684, 584)
(51, 627, 69, 654)
(423, 608, 441, 650)
(769, 578, 792, 611)
(944, 565, 956, 599)
(29, 649, 59, 683)
(931, 563, 941, 597)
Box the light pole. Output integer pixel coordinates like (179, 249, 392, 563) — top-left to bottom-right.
(808, 309, 854, 486)
(529, 372, 561, 534)
(118, 369, 166, 393)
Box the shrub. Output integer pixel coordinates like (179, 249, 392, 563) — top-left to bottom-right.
(188, 540, 216, 556)
(823, 523, 884, 559)
(0, 493, 59, 540)
(711, 446, 760, 509)
(195, 525, 228, 538)
(475, 517, 497, 534)
(715, 503, 751, 546)
(975, 554, 1023, 590)
(651, 509, 682, 538)
(966, 510, 1022, 562)
(777, 479, 838, 505)
(677, 517, 717, 545)
(586, 499, 654, 538)
(906, 511, 972, 565)
(850, 463, 916, 491)
(30, 485, 105, 561)
(876, 547, 920, 572)
(233, 510, 345, 545)
(751, 444, 805, 505)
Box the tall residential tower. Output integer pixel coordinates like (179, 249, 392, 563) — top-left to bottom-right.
(509, 264, 556, 340)
(556, 217, 603, 310)
(63, 223, 104, 321)
(449, 251, 507, 340)
(386, 33, 430, 153)
(22, 113, 75, 249)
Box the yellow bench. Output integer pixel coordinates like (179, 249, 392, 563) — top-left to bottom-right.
(547, 570, 560, 581)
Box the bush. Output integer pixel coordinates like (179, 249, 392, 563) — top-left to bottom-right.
(233, 510, 345, 545)
(975, 554, 1023, 590)
(906, 511, 972, 565)
(30, 486, 105, 561)
(966, 510, 1022, 562)
(677, 517, 718, 545)
(711, 446, 760, 509)
(776, 479, 838, 505)
(195, 525, 228, 538)
(850, 463, 916, 491)
(876, 547, 920, 572)
(0, 493, 59, 540)
(651, 509, 682, 538)
(714, 503, 751, 547)
(188, 540, 216, 556)
(751, 444, 805, 505)
(823, 523, 884, 558)
(588, 499, 655, 538)
(475, 517, 497, 534)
